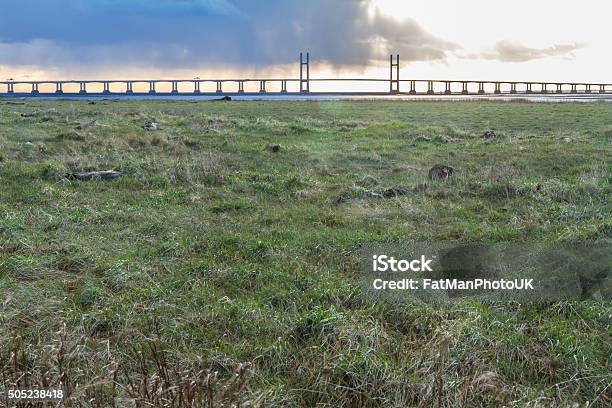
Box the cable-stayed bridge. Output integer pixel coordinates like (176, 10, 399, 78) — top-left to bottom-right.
(1, 53, 610, 97)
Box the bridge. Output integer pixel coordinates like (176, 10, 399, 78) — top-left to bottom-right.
(1, 53, 610, 97)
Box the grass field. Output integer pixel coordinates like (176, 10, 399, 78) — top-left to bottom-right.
(0, 99, 610, 407)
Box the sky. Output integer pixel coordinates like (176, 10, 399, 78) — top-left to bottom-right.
(1, 0, 611, 86)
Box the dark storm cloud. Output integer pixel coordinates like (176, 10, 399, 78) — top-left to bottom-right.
(473, 40, 582, 62)
(236, 1, 458, 66)
(0, 0, 457, 71)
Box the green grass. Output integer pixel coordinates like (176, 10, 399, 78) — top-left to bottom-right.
(0, 99, 610, 406)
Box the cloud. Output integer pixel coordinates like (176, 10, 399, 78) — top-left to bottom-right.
(243, 1, 458, 66)
(365, 11, 459, 62)
(0, 0, 457, 74)
(471, 40, 582, 62)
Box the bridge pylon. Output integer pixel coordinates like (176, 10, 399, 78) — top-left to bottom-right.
(300, 52, 310, 93)
(390, 54, 399, 93)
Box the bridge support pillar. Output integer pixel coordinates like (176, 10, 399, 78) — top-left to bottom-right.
(571, 84, 577, 94)
(7, 83, 14, 93)
(526, 83, 532, 94)
(427, 81, 434, 95)
(171, 81, 179, 94)
(259, 80, 266, 93)
(585, 84, 591, 94)
(600, 85, 605, 94)
(102, 82, 110, 94)
(31, 83, 39, 94)
(541, 83, 547, 94)
(389, 54, 400, 94)
(556, 84, 562, 94)
(478, 82, 485, 94)
(238, 81, 244, 93)
(281, 80, 287, 93)
(55, 82, 63, 94)
(494, 83, 501, 94)
(216, 81, 222, 93)
(126, 82, 133, 94)
(461, 82, 468, 94)
(444, 81, 451, 95)
(194, 81, 200, 93)
(409, 80, 416, 94)
(149, 82, 156, 94)
(300, 52, 310, 93)
(79, 82, 88, 94)
(510, 83, 517, 94)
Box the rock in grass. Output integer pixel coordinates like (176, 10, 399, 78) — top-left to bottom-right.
(428, 164, 454, 181)
(65, 170, 123, 181)
(481, 130, 496, 139)
(269, 144, 281, 153)
(143, 120, 158, 131)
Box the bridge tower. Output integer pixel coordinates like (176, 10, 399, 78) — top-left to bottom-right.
(300, 52, 310, 93)
(390, 54, 400, 93)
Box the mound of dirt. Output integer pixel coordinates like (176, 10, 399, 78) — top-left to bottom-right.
(268, 144, 281, 153)
(428, 164, 454, 181)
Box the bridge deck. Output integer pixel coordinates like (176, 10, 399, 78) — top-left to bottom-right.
(1, 73, 610, 97)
